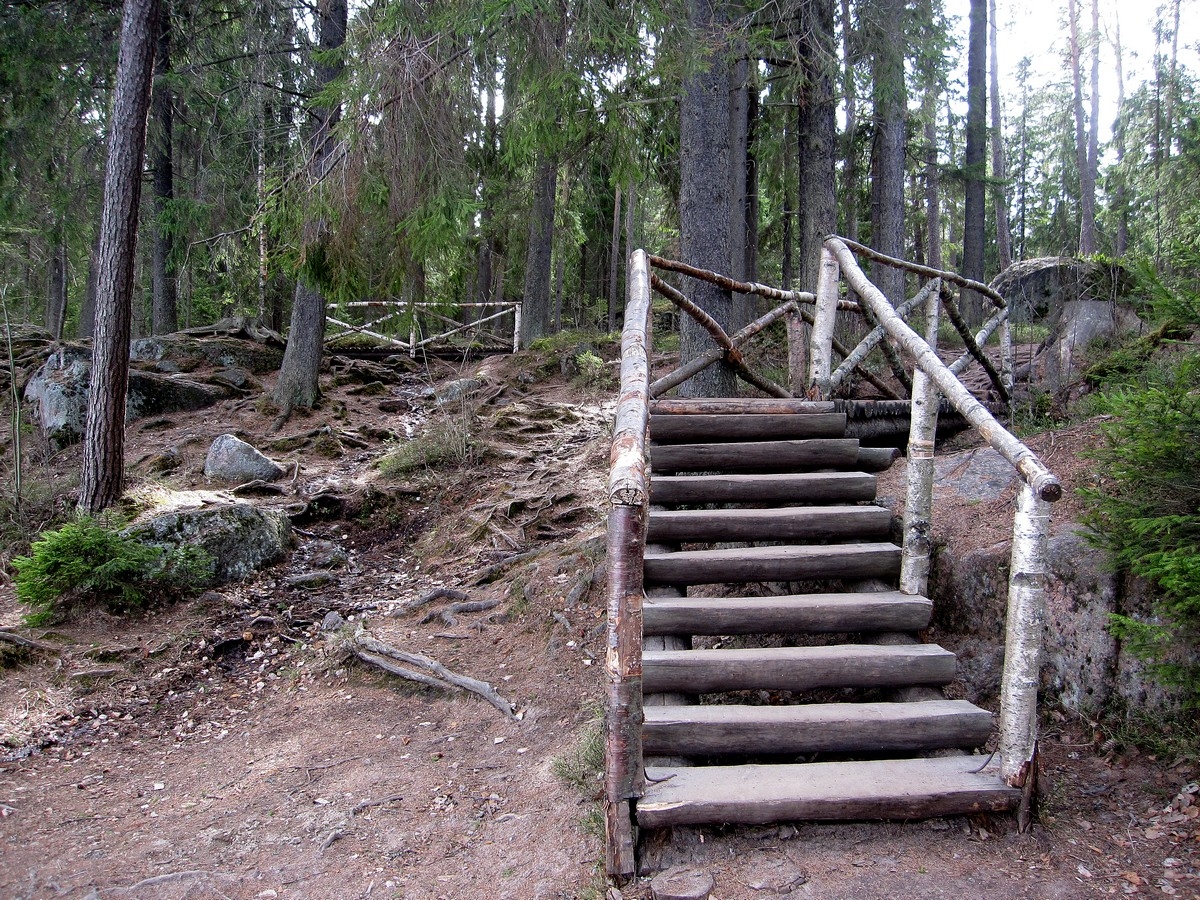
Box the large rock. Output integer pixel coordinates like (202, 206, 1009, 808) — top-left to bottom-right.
(130, 332, 283, 375)
(204, 434, 286, 483)
(990, 257, 1132, 323)
(24, 347, 229, 450)
(131, 499, 291, 584)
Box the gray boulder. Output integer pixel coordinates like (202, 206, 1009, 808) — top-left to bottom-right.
(132, 502, 291, 584)
(25, 347, 229, 450)
(204, 434, 286, 484)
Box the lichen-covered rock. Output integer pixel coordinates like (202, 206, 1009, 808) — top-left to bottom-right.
(131, 502, 291, 584)
(204, 434, 286, 484)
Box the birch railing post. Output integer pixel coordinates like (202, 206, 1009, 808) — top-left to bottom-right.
(1000, 316, 1014, 396)
(998, 482, 1050, 830)
(605, 249, 653, 879)
(512, 303, 522, 354)
(807, 248, 840, 397)
(899, 280, 941, 596)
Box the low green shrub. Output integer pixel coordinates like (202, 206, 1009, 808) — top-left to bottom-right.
(13, 516, 212, 625)
(1082, 354, 1200, 703)
(377, 409, 483, 476)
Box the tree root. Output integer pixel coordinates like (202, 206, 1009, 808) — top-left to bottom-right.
(391, 587, 469, 617)
(344, 626, 516, 719)
(0, 630, 59, 655)
(419, 599, 501, 626)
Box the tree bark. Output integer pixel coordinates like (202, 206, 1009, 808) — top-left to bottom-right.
(868, 0, 907, 305)
(607, 183, 622, 332)
(988, 0, 1012, 271)
(839, 0, 858, 244)
(520, 154, 557, 345)
(45, 234, 67, 340)
(679, 0, 735, 397)
(962, 0, 987, 317)
(79, 235, 99, 339)
(79, 0, 161, 513)
(797, 0, 836, 296)
(273, 0, 346, 414)
(1112, 12, 1128, 257)
(1085, 0, 1099, 254)
(150, 2, 177, 335)
(1068, 0, 1095, 255)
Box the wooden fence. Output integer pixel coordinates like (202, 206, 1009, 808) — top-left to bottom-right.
(325, 301, 521, 356)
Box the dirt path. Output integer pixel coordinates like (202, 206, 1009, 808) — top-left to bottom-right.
(1, 351, 1197, 899)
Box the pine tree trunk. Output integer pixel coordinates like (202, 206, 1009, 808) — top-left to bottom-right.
(923, 86, 942, 271)
(1113, 14, 1128, 257)
(520, 155, 557, 345)
(988, 0, 1012, 271)
(150, 2, 177, 335)
(45, 234, 67, 340)
(869, 0, 907, 305)
(79, 0, 161, 513)
(273, 0, 346, 414)
(607, 184, 622, 332)
(839, 0, 858, 243)
(798, 0, 836, 297)
(1069, 0, 1095, 255)
(962, 0, 987, 318)
(679, 0, 734, 397)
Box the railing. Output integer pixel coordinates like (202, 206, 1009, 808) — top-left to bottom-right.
(325, 300, 521, 356)
(604, 240, 1060, 874)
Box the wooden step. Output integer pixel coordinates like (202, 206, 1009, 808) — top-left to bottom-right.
(651, 472, 877, 506)
(646, 505, 892, 544)
(643, 542, 901, 586)
(857, 446, 902, 472)
(636, 756, 1020, 827)
(642, 590, 932, 636)
(650, 399, 838, 415)
(641, 643, 956, 694)
(649, 413, 848, 443)
(650, 439, 860, 474)
(642, 700, 993, 756)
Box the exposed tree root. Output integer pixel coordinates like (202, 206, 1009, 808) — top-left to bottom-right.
(419, 599, 500, 626)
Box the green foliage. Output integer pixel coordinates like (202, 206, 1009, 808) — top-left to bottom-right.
(1081, 353, 1200, 702)
(377, 408, 484, 477)
(12, 516, 212, 625)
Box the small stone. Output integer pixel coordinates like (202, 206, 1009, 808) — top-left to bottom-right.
(651, 866, 714, 900)
(322, 611, 346, 632)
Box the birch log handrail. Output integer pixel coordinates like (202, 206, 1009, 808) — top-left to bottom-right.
(825, 237, 1061, 503)
(832, 235, 1006, 309)
(648, 254, 822, 306)
(609, 251, 654, 508)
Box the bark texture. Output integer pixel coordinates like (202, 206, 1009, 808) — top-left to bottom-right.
(79, 0, 162, 513)
(962, 0, 988, 315)
(867, 0, 907, 305)
(150, 2, 177, 335)
(797, 0, 837, 295)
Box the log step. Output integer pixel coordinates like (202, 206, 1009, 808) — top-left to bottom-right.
(643, 542, 901, 586)
(649, 413, 848, 443)
(642, 590, 932, 636)
(651, 472, 877, 506)
(650, 399, 838, 415)
(636, 756, 1020, 827)
(650, 439, 860, 474)
(646, 505, 892, 543)
(641, 643, 956, 694)
(642, 699, 993, 756)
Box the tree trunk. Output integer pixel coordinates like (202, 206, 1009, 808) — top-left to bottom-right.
(1068, 0, 1094, 255)
(150, 2, 177, 335)
(1085, 0, 1099, 254)
(679, 0, 735, 397)
(798, 0, 836, 296)
(273, 0, 346, 414)
(729, 56, 749, 285)
(79, 235, 99, 339)
(839, 0, 858, 243)
(962, 0, 987, 318)
(988, 0, 1012, 271)
(79, 0, 161, 513)
(868, 0, 907, 305)
(607, 183, 622, 332)
(923, 86, 942, 271)
(45, 234, 67, 340)
(520, 154, 558, 345)
(1112, 13, 1128, 257)
(781, 87, 795, 290)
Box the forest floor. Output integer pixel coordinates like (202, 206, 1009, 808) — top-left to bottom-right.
(0, 341, 1197, 899)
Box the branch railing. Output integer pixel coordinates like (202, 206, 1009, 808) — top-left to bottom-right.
(604, 240, 1059, 874)
(325, 300, 521, 356)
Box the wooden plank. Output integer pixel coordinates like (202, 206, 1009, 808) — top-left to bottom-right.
(649, 413, 847, 443)
(646, 505, 892, 544)
(641, 700, 993, 756)
(636, 756, 1020, 827)
(641, 643, 956, 694)
(642, 591, 932, 636)
(643, 542, 900, 586)
(857, 446, 902, 472)
(651, 472, 877, 505)
(650, 439, 860, 474)
(650, 399, 837, 415)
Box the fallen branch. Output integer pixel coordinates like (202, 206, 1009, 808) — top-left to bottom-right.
(114, 870, 233, 892)
(351, 793, 404, 815)
(0, 630, 59, 654)
(419, 598, 500, 626)
(346, 627, 516, 719)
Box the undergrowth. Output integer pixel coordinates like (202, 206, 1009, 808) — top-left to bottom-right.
(378, 406, 484, 476)
(13, 515, 212, 625)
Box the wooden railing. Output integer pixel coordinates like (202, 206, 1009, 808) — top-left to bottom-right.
(326, 300, 521, 356)
(604, 241, 1060, 872)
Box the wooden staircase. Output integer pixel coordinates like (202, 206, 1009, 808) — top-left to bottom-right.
(633, 398, 1020, 830)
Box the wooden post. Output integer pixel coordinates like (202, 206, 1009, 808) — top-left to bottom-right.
(786, 305, 807, 396)
(1000, 315, 1014, 396)
(512, 303, 522, 354)
(899, 282, 941, 597)
(808, 248, 840, 396)
(998, 482, 1050, 828)
(605, 249, 653, 878)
